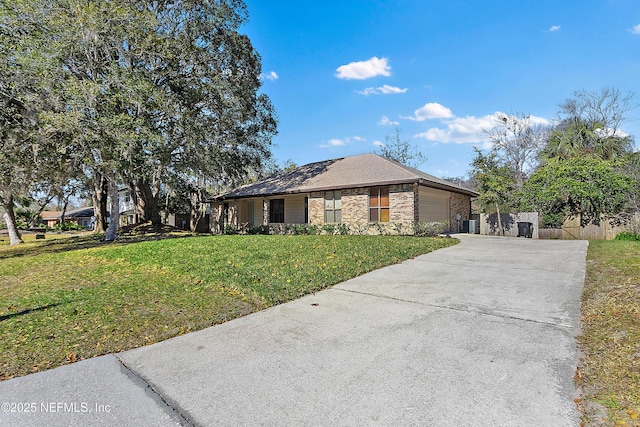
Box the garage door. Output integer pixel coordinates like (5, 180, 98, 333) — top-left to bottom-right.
(419, 187, 450, 223)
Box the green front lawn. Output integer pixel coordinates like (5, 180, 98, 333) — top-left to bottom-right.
(0, 234, 456, 379)
(578, 240, 640, 426)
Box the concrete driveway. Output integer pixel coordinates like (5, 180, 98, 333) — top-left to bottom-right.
(0, 234, 587, 426)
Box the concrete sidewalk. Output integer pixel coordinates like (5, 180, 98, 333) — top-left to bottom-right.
(0, 235, 588, 426)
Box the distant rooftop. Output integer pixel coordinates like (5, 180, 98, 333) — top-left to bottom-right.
(40, 207, 94, 219)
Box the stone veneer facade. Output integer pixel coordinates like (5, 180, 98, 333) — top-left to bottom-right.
(309, 184, 419, 234)
(213, 184, 472, 235)
(449, 191, 472, 225)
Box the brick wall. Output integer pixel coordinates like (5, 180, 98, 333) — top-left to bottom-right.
(308, 192, 324, 225)
(308, 184, 417, 234)
(449, 192, 471, 226)
(389, 184, 417, 226)
(340, 188, 369, 225)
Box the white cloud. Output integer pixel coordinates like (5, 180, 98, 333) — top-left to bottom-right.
(262, 71, 279, 80)
(335, 56, 391, 80)
(595, 127, 629, 138)
(630, 24, 640, 35)
(319, 136, 365, 148)
(357, 84, 407, 95)
(402, 102, 453, 121)
(549, 25, 561, 32)
(327, 138, 345, 146)
(373, 140, 384, 147)
(379, 116, 400, 126)
(414, 112, 550, 146)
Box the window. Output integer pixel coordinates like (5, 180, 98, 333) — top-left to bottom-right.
(269, 199, 284, 223)
(324, 191, 342, 223)
(369, 187, 389, 222)
(304, 197, 309, 224)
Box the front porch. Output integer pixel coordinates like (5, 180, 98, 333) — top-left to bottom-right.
(211, 194, 309, 233)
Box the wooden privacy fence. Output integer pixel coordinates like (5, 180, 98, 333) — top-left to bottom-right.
(480, 213, 639, 240)
(539, 214, 638, 240)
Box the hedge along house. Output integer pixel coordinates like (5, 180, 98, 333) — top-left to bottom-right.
(210, 154, 478, 234)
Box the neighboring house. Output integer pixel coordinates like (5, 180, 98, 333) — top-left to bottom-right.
(211, 153, 478, 234)
(118, 188, 136, 225)
(40, 207, 95, 229)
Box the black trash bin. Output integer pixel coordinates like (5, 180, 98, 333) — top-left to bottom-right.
(517, 222, 533, 238)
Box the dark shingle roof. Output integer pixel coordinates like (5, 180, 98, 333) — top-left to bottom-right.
(214, 154, 478, 200)
(40, 207, 95, 219)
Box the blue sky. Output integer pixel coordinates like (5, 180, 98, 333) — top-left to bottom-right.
(242, 0, 640, 178)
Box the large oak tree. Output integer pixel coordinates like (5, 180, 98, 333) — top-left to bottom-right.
(2, 0, 277, 240)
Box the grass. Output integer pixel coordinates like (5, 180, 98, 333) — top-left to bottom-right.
(577, 240, 640, 426)
(0, 233, 457, 380)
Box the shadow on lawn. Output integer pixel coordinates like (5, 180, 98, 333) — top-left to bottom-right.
(0, 231, 201, 260)
(0, 302, 64, 322)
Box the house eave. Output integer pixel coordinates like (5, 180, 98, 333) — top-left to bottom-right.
(211, 179, 421, 202)
(211, 178, 478, 202)
(417, 179, 479, 197)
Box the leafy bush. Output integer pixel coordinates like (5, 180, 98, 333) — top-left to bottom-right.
(246, 225, 269, 235)
(15, 207, 36, 229)
(54, 221, 84, 231)
(335, 223, 350, 235)
(321, 224, 336, 235)
(223, 224, 239, 235)
(414, 221, 449, 237)
(614, 231, 640, 241)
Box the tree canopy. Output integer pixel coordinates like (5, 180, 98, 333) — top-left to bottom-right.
(0, 0, 277, 243)
(520, 156, 637, 227)
(470, 88, 638, 228)
(376, 126, 427, 168)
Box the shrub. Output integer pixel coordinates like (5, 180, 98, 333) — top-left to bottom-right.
(291, 224, 309, 235)
(336, 223, 350, 235)
(321, 224, 336, 235)
(246, 225, 269, 235)
(223, 224, 239, 235)
(414, 221, 449, 237)
(391, 223, 405, 235)
(615, 231, 640, 241)
(54, 221, 84, 231)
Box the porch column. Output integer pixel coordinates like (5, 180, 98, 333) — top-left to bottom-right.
(263, 198, 269, 225)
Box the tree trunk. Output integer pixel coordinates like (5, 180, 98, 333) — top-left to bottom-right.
(2, 195, 24, 245)
(495, 202, 504, 236)
(60, 197, 69, 230)
(29, 187, 55, 228)
(133, 178, 161, 227)
(189, 190, 204, 232)
(105, 173, 119, 241)
(92, 170, 108, 233)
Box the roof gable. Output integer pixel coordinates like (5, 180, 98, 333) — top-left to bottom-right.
(216, 154, 477, 199)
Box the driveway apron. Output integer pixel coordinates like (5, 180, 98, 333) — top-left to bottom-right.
(1, 235, 587, 426)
